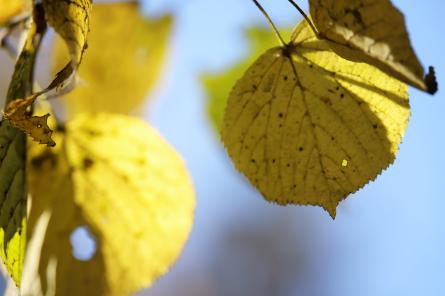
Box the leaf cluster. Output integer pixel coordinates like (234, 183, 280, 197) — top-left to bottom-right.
(0, 1, 195, 295)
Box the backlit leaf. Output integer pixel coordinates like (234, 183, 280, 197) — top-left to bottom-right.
(26, 113, 195, 295)
(222, 20, 410, 218)
(308, 0, 437, 94)
(42, 0, 92, 92)
(52, 2, 172, 117)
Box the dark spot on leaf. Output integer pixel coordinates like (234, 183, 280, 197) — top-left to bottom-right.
(331, 136, 335, 141)
(278, 113, 283, 118)
(83, 157, 94, 169)
(284, 75, 288, 81)
(272, 159, 276, 163)
(340, 93, 345, 98)
(298, 146, 304, 152)
(87, 130, 99, 137)
(373, 124, 378, 129)
(251, 159, 256, 163)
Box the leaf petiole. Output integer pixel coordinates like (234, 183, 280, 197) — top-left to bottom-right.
(286, 0, 319, 38)
(251, 0, 287, 47)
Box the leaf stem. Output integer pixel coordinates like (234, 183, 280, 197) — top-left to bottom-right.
(251, 0, 287, 46)
(286, 0, 319, 37)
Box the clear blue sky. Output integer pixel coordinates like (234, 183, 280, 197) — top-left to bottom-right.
(1, 0, 444, 295)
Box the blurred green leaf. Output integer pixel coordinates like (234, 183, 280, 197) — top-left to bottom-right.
(202, 26, 292, 132)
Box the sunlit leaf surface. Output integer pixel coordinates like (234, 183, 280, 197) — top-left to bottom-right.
(26, 113, 196, 295)
(222, 20, 409, 218)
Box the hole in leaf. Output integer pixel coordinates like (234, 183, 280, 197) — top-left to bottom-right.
(70, 225, 97, 261)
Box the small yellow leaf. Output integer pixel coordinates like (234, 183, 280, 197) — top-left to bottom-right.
(42, 0, 92, 92)
(309, 0, 437, 94)
(42, 0, 91, 68)
(52, 2, 172, 116)
(222, 20, 410, 218)
(26, 113, 195, 295)
(4, 94, 55, 147)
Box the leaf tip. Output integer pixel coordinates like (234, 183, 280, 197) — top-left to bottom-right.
(425, 66, 438, 95)
(322, 202, 337, 220)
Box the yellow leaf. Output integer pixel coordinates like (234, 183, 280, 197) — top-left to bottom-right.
(43, 0, 91, 68)
(0, 0, 30, 25)
(4, 94, 55, 147)
(42, 0, 92, 92)
(26, 113, 195, 295)
(203, 26, 292, 132)
(52, 2, 172, 116)
(308, 0, 437, 94)
(221, 20, 410, 218)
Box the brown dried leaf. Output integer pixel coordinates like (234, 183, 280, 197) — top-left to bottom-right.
(4, 95, 55, 147)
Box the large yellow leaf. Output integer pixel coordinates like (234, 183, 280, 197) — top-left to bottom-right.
(25, 113, 195, 295)
(52, 2, 172, 117)
(203, 27, 292, 132)
(222, 20, 410, 218)
(308, 0, 437, 94)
